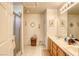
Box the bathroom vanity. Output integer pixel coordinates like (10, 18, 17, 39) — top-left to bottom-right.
(47, 2, 79, 56)
(48, 36, 79, 56)
(48, 37, 68, 56)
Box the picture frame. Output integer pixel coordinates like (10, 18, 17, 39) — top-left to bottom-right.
(49, 19, 54, 27)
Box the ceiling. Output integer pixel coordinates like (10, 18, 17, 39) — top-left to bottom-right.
(23, 2, 64, 13)
(68, 3, 79, 14)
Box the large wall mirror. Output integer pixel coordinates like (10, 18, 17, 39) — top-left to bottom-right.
(67, 3, 79, 40)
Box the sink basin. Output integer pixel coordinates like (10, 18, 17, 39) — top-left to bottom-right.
(65, 45, 79, 56)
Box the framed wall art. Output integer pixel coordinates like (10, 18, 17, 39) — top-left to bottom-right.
(49, 19, 54, 27)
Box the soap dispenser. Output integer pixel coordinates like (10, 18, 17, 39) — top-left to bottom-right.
(68, 34, 75, 45)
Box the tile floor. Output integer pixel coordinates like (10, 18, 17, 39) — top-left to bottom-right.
(22, 45, 50, 56)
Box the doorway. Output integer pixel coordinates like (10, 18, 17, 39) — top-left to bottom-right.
(23, 13, 47, 56)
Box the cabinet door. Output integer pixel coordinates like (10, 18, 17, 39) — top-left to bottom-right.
(57, 48, 66, 56)
(48, 38, 50, 52)
(50, 41, 53, 55)
(48, 38, 52, 55)
(52, 42, 58, 56)
(52, 48, 57, 56)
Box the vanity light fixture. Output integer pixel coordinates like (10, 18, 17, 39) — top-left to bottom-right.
(60, 2, 78, 14)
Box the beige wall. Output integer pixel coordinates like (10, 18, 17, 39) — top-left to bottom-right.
(24, 13, 45, 46)
(45, 9, 68, 48)
(68, 14, 79, 39)
(45, 9, 58, 48)
(46, 9, 67, 39)
(0, 3, 14, 55)
(46, 9, 58, 37)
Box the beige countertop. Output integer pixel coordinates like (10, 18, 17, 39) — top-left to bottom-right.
(48, 36, 79, 56)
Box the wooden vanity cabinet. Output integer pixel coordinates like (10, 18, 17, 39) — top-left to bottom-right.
(48, 38, 51, 53)
(48, 37, 53, 55)
(48, 37, 58, 56)
(48, 37, 68, 56)
(52, 42, 58, 56)
(57, 47, 66, 56)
